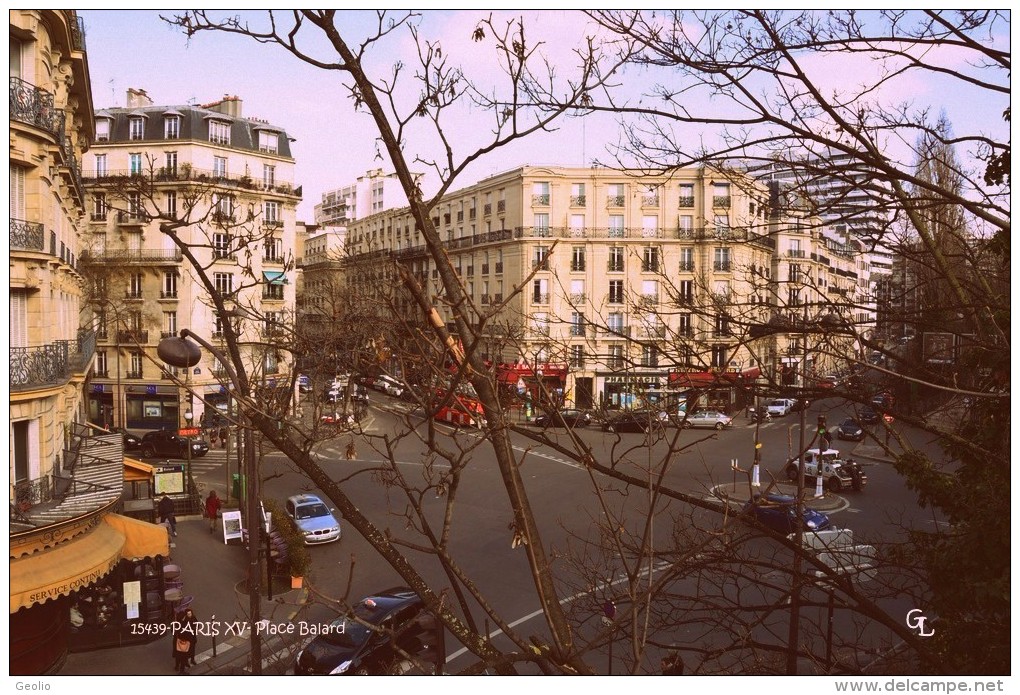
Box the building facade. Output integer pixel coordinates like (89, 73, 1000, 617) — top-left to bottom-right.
(82, 90, 301, 430)
(313, 168, 410, 226)
(339, 166, 858, 412)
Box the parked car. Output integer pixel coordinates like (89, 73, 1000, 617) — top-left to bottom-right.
(859, 405, 881, 425)
(681, 410, 733, 430)
(294, 587, 442, 675)
(789, 398, 811, 413)
(817, 375, 840, 389)
(741, 493, 832, 534)
(285, 494, 342, 545)
(534, 409, 592, 428)
(139, 430, 209, 459)
(835, 418, 865, 442)
(112, 427, 141, 450)
(373, 375, 405, 398)
(784, 447, 867, 492)
(766, 399, 796, 417)
(601, 410, 662, 433)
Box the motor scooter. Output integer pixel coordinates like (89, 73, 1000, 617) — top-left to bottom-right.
(747, 407, 772, 423)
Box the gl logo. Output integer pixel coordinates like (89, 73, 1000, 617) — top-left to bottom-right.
(906, 609, 935, 637)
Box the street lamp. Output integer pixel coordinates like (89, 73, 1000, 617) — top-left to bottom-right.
(183, 405, 194, 503)
(157, 329, 263, 674)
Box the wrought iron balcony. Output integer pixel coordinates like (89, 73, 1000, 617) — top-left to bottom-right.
(532, 194, 550, 206)
(713, 196, 731, 208)
(116, 329, 149, 344)
(570, 195, 586, 206)
(642, 195, 660, 206)
(679, 262, 695, 272)
(497, 200, 506, 213)
(10, 77, 63, 139)
(606, 195, 625, 207)
(678, 196, 695, 207)
(10, 218, 45, 252)
(81, 248, 183, 264)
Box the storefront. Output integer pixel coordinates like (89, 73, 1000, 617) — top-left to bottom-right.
(10, 511, 171, 674)
(600, 372, 668, 409)
(667, 367, 762, 414)
(495, 362, 568, 406)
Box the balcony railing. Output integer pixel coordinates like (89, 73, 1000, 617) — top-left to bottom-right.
(642, 195, 660, 206)
(604, 325, 631, 337)
(484, 203, 492, 216)
(124, 290, 143, 300)
(82, 164, 297, 196)
(532, 259, 550, 271)
(679, 261, 695, 272)
(608, 261, 624, 272)
(641, 261, 660, 272)
(10, 218, 45, 252)
(570, 325, 587, 337)
(532, 194, 550, 206)
(116, 329, 149, 344)
(10, 334, 94, 391)
(532, 293, 550, 304)
(713, 261, 732, 271)
(81, 248, 183, 264)
(787, 250, 806, 258)
(569, 293, 586, 304)
(494, 262, 503, 273)
(713, 196, 731, 208)
(531, 325, 550, 336)
(570, 261, 586, 272)
(497, 200, 506, 213)
(570, 195, 586, 206)
(10, 77, 62, 139)
(606, 195, 625, 207)
(678, 196, 695, 207)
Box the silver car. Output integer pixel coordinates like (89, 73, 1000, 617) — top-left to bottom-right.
(682, 410, 734, 430)
(285, 494, 342, 545)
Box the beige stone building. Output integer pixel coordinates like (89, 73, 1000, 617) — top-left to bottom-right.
(340, 166, 858, 411)
(81, 91, 301, 429)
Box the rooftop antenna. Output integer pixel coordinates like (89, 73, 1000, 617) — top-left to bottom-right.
(108, 78, 115, 106)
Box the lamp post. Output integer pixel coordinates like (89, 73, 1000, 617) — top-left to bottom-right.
(183, 405, 194, 503)
(158, 330, 263, 674)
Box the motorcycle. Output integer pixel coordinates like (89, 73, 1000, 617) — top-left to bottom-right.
(747, 407, 772, 423)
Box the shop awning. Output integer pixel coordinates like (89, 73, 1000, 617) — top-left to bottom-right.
(10, 514, 169, 613)
(263, 271, 288, 285)
(123, 457, 155, 483)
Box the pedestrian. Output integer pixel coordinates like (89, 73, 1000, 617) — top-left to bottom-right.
(345, 440, 357, 460)
(204, 490, 222, 534)
(180, 607, 200, 666)
(157, 493, 177, 536)
(172, 613, 195, 673)
(218, 426, 228, 449)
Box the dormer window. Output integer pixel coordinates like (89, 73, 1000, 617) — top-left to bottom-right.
(258, 130, 279, 154)
(95, 119, 111, 142)
(209, 119, 231, 146)
(129, 116, 145, 141)
(164, 115, 181, 139)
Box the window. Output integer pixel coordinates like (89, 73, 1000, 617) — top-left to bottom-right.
(162, 271, 177, 298)
(264, 282, 284, 300)
(164, 151, 177, 176)
(571, 182, 586, 206)
(713, 182, 731, 207)
(789, 263, 801, 283)
(214, 272, 233, 296)
(714, 214, 730, 237)
(263, 164, 275, 188)
(711, 345, 728, 368)
(678, 214, 694, 236)
(92, 194, 108, 221)
(212, 193, 235, 221)
(532, 181, 550, 205)
(532, 312, 549, 335)
(680, 247, 694, 272)
(264, 201, 280, 225)
(129, 116, 145, 140)
(570, 279, 585, 303)
(571, 246, 586, 271)
(788, 239, 804, 258)
(533, 246, 549, 270)
(607, 312, 624, 333)
(264, 351, 279, 374)
(165, 191, 177, 216)
(641, 215, 659, 238)
(532, 278, 549, 304)
(95, 119, 110, 141)
(679, 183, 694, 206)
(213, 232, 231, 259)
(129, 153, 142, 175)
(264, 237, 283, 262)
(608, 280, 624, 304)
(95, 351, 108, 376)
(569, 345, 586, 368)
(608, 246, 624, 272)
(533, 213, 550, 236)
(678, 313, 692, 338)
(641, 345, 659, 367)
(129, 351, 144, 378)
(570, 312, 586, 337)
(788, 288, 801, 307)
(209, 119, 231, 145)
(642, 280, 658, 303)
(163, 311, 177, 337)
(128, 192, 142, 217)
(213, 156, 228, 178)
(259, 130, 279, 153)
(679, 280, 694, 305)
(607, 344, 624, 369)
(607, 183, 625, 207)
(95, 154, 108, 177)
(713, 280, 730, 297)
(569, 214, 585, 237)
(608, 214, 625, 238)
(642, 246, 660, 272)
(714, 314, 730, 337)
(164, 115, 180, 139)
(714, 247, 731, 271)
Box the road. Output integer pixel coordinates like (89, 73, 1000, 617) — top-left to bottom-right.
(174, 391, 946, 674)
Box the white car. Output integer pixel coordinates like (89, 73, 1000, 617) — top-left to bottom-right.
(682, 410, 734, 430)
(766, 399, 796, 417)
(375, 375, 405, 398)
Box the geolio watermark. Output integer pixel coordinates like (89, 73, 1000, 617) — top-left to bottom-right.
(905, 609, 935, 637)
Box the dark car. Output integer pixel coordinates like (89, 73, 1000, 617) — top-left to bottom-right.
(294, 587, 442, 675)
(139, 430, 209, 459)
(601, 410, 662, 433)
(789, 398, 810, 413)
(534, 409, 592, 428)
(835, 418, 865, 442)
(112, 427, 141, 450)
(741, 493, 832, 535)
(858, 405, 881, 425)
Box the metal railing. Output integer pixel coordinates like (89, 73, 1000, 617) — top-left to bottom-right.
(10, 218, 46, 252)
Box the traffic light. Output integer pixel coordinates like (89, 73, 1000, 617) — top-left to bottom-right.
(817, 414, 827, 434)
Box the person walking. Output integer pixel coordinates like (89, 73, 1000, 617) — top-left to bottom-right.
(172, 614, 195, 674)
(204, 490, 222, 534)
(218, 426, 228, 449)
(157, 494, 177, 536)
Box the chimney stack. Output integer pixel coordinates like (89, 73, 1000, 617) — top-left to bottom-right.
(126, 88, 153, 108)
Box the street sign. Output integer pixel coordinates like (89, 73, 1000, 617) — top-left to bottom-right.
(179, 427, 200, 436)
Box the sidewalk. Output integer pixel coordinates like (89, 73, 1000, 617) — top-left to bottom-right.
(59, 515, 308, 676)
